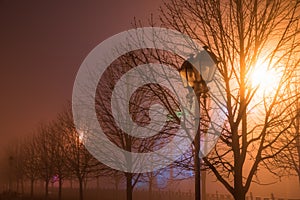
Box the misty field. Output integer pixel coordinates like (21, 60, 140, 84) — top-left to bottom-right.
(1, 188, 300, 200)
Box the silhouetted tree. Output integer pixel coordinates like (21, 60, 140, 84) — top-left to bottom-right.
(5, 140, 27, 194)
(23, 135, 39, 198)
(57, 106, 99, 200)
(267, 80, 300, 185)
(160, 0, 300, 199)
(92, 49, 183, 200)
(49, 119, 70, 200)
(35, 122, 55, 199)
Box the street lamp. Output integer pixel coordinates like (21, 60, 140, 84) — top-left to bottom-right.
(179, 46, 217, 92)
(179, 46, 218, 200)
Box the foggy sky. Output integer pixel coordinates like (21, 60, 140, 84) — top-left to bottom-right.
(0, 0, 162, 155)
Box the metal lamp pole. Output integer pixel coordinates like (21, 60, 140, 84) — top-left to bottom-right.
(179, 47, 218, 200)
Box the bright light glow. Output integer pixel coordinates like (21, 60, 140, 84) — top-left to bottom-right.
(247, 58, 284, 126)
(249, 59, 282, 95)
(78, 130, 84, 142)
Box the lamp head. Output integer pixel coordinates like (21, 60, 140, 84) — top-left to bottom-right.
(179, 47, 218, 89)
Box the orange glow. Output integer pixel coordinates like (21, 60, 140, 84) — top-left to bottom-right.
(249, 59, 282, 96)
(78, 130, 84, 143)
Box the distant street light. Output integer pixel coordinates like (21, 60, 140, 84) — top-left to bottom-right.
(179, 46, 218, 200)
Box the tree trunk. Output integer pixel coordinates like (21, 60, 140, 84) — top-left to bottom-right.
(45, 180, 49, 199)
(84, 177, 88, 190)
(21, 178, 24, 195)
(79, 178, 84, 200)
(126, 173, 133, 200)
(58, 177, 63, 200)
(97, 176, 100, 189)
(16, 178, 19, 193)
(233, 192, 246, 200)
(30, 179, 34, 198)
(115, 177, 119, 200)
(148, 177, 153, 200)
(70, 178, 73, 189)
(233, 162, 245, 200)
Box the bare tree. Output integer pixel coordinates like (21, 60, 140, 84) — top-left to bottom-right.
(23, 135, 39, 198)
(50, 119, 70, 200)
(160, 0, 300, 199)
(267, 79, 300, 185)
(293, 102, 300, 184)
(5, 140, 27, 195)
(35, 122, 55, 199)
(57, 106, 99, 200)
(92, 48, 184, 200)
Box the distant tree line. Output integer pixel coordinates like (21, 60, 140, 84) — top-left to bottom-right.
(6, 105, 112, 200)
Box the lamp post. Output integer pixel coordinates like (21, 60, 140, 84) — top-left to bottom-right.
(179, 47, 218, 200)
